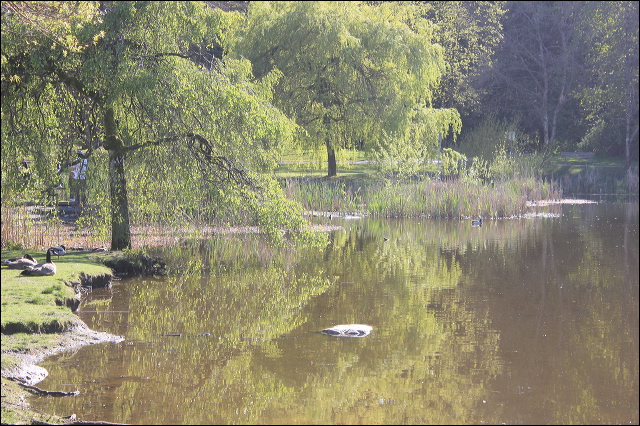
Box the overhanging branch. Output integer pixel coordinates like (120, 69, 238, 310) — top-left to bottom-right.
(186, 133, 259, 190)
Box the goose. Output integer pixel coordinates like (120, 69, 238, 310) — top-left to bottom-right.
(472, 218, 483, 226)
(21, 248, 56, 276)
(2, 254, 38, 270)
(50, 245, 67, 259)
(321, 324, 373, 337)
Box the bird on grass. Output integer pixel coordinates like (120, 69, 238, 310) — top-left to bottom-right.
(321, 324, 373, 337)
(50, 245, 67, 259)
(21, 248, 56, 276)
(2, 254, 38, 270)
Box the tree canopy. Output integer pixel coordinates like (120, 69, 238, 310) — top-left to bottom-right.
(1, 1, 324, 248)
(229, 1, 461, 177)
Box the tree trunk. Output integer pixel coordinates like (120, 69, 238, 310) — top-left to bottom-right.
(326, 139, 337, 177)
(108, 151, 132, 250)
(104, 107, 132, 250)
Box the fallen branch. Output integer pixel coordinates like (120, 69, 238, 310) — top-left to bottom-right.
(15, 380, 79, 397)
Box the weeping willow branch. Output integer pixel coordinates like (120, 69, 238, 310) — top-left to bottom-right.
(186, 133, 260, 191)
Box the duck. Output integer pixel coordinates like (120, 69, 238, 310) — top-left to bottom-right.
(50, 245, 67, 259)
(21, 248, 56, 276)
(321, 324, 373, 338)
(2, 254, 38, 270)
(472, 218, 483, 226)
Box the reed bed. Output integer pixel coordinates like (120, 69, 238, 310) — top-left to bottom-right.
(1, 205, 67, 250)
(283, 175, 562, 219)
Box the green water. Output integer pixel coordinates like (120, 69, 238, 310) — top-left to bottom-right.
(30, 201, 639, 424)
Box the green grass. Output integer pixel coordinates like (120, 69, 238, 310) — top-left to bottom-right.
(549, 153, 627, 167)
(1, 250, 113, 334)
(272, 148, 377, 179)
(1, 251, 115, 425)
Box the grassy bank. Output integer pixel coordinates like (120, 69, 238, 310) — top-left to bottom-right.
(1, 250, 112, 334)
(1, 249, 117, 425)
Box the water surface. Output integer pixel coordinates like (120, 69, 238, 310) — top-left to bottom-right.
(31, 202, 639, 424)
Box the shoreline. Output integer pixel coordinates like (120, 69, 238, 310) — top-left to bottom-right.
(2, 320, 124, 386)
(1, 261, 124, 424)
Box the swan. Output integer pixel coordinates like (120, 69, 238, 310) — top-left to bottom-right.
(2, 254, 38, 270)
(21, 248, 56, 276)
(321, 324, 373, 337)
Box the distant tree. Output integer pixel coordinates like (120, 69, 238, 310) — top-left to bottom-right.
(575, 1, 638, 165)
(488, 1, 582, 150)
(2, 1, 319, 249)
(230, 1, 461, 177)
(421, 1, 506, 119)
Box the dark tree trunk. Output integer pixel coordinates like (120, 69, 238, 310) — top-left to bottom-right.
(326, 139, 337, 177)
(108, 151, 131, 250)
(104, 107, 132, 250)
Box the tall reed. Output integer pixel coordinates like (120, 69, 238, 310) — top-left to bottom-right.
(1, 202, 69, 250)
(283, 175, 562, 219)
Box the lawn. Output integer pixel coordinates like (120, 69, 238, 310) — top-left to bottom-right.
(1, 249, 113, 335)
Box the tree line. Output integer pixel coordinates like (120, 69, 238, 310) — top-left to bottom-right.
(1, 1, 637, 249)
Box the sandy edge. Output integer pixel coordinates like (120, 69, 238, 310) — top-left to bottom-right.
(2, 320, 124, 386)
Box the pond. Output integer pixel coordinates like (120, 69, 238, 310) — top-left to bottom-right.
(30, 201, 639, 424)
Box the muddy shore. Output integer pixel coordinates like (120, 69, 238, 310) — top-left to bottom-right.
(2, 321, 124, 386)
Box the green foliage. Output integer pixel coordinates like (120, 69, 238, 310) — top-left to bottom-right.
(2, 1, 325, 247)
(458, 113, 523, 160)
(488, 144, 516, 182)
(373, 108, 462, 178)
(577, 119, 609, 154)
(441, 148, 467, 178)
(423, 1, 507, 114)
(574, 1, 638, 160)
(231, 1, 461, 176)
(460, 156, 490, 186)
(238, 176, 328, 247)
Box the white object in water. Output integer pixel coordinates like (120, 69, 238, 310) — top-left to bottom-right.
(321, 324, 373, 337)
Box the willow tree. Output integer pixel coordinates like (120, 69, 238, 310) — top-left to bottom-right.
(2, 1, 321, 249)
(230, 1, 461, 177)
